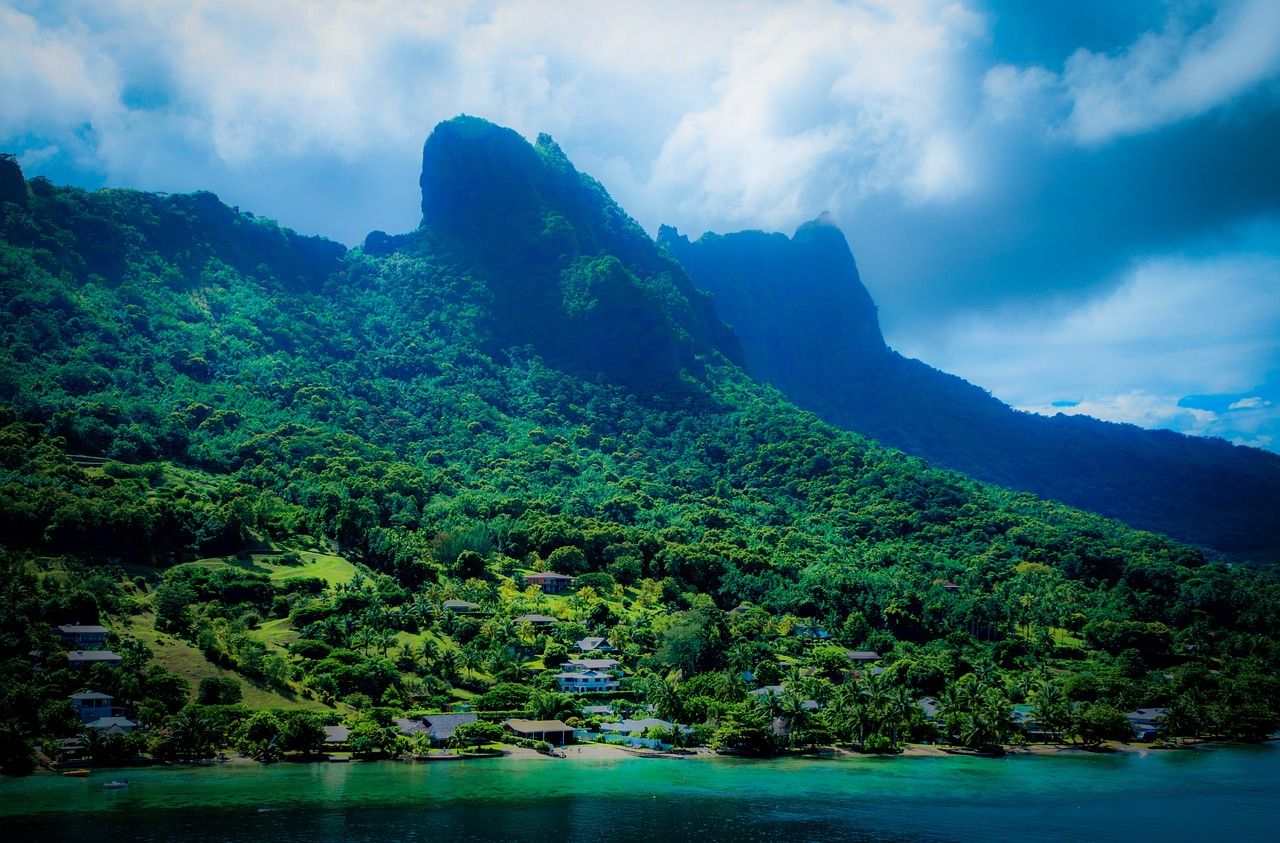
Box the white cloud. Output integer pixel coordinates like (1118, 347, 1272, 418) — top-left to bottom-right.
(1018, 392, 1220, 435)
(0, 0, 994, 239)
(1228, 396, 1271, 410)
(984, 0, 1280, 144)
(902, 246, 1280, 434)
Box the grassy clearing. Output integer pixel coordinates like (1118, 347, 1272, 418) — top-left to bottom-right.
(120, 611, 329, 711)
(171, 551, 359, 587)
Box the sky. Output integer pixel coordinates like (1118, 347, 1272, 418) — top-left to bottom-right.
(4, 0, 1279, 451)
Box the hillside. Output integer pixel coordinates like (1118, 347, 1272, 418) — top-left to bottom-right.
(0, 125, 1276, 772)
(659, 220, 1280, 562)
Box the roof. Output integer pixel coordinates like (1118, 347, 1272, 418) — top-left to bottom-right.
(564, 658, 620, 670)
(86, 717, 136, 730)
(845, 650, 881, 661)
(576, 637, 610, 651)
(394, 717, 428, 735)
(424, 713, 477, 740)
(58, 625, 109, 634)
(442, 599, 479, 609)
(1125, 708, 1168, 723)
(582, 705, 614, 715)
(749, 685, 786, 697)
(600, 718, 676, 733)
(323, 725, 350, 743)
(918, 698, 940, 720)
(504, 718, 572, 733)
(67, 650, 121, 662)
(525, 572, 575, 580)
(69, 691, 113, 701)
(556, 670, 613, 680)
(514, 614, 558, 624)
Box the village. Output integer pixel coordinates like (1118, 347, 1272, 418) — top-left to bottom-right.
(45, 568, 1179, 771)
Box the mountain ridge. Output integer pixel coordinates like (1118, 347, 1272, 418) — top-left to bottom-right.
(660, 219, 1280, 561)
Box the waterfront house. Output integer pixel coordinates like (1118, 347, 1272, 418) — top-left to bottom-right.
(67, 650, 122, 668)
(1125, 708, 1168, 741)
(394, 717, 429, 737)
(57, 624, 109, 650)
(424, 713, 478, 747)
(85, 716, 137, 735)
(69, 691, 114, 723)
(323, 725, 351, 746)
(503, 718, 574, 745)
(574, 636, 614, 653)
(555, 669, 619, 693)
(524, 572, 576, 594)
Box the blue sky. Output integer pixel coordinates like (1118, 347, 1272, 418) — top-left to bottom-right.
(3, 0, 1278, 451)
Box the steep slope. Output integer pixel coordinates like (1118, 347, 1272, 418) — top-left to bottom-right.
(660, 220, 1280, 561)
(2, 120, 1279, 769)
(382, 116, 741, 396)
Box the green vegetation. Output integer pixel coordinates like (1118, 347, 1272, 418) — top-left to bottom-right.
(0, 121, 1277, 774)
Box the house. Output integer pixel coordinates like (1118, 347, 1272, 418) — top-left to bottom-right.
(67, 650, 122, 668)
(503, 718, 574, 745)
(524, 572, 576, 595)
(574, 637, 615, 653)
(555, 669, 619, 693)
(58, 625, 109, 650)
(323, 725, 350, 746)
(845, 650, 881, 663)
(513, 614, 558, 627)
(424, 713, 478, 747)
(69, 691, 114, 723)
(582, 705, 614, 717)
(562, 658, 622, 675)
(85, 716, 137, 735)
(394, 717, 429, 737)
(917, 698, 940, 721)
(599, 718, 690, 736)
(933, 579, 961, 592)
(1125, 708, 1168, 742)
(442, 599, 480, 614)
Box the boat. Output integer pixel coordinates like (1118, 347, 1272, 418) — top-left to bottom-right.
(61, 769, 90, 777)
(103, 779, 130, 789)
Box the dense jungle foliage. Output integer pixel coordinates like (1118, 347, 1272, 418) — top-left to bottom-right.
(0, 124, 1277, 773)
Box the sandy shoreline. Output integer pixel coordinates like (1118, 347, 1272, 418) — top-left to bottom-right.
(45, 738, 1228, 774)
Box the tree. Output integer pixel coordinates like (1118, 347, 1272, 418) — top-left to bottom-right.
(451, 720, 503, 750)
(710, 702, 777, 756)
(236, 711, 283, 762)
(1074, 703, 1133, 748)
(198, 676, 243, 705)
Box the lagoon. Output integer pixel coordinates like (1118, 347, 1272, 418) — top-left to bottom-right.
(3, 744, 1278, 842)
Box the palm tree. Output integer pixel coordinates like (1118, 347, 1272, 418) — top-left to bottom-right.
(376, 628, 398, 656)
(457, 646, 482, 680)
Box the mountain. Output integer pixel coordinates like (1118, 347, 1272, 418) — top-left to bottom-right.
(0, 120, 1277, 772)
(660, 220, 1280, 562)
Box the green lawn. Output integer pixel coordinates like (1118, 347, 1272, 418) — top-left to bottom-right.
(121, 611, 330, 711)
(171, 551, 359, 586)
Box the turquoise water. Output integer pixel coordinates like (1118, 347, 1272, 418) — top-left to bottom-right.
(2, 745, 1278, 841)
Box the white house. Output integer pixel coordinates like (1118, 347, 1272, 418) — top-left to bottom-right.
(555, 669, 619, 693)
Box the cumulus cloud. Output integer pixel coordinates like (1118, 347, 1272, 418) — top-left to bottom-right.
(0, 0, 995, 241)
(984, 0, 1280, 144)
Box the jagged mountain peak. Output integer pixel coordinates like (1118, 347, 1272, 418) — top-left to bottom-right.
(414, 116, 742, 396)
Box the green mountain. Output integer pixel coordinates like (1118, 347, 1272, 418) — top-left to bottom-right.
(660, 220, 1280, 562)
(0, 126, 1276, 772)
